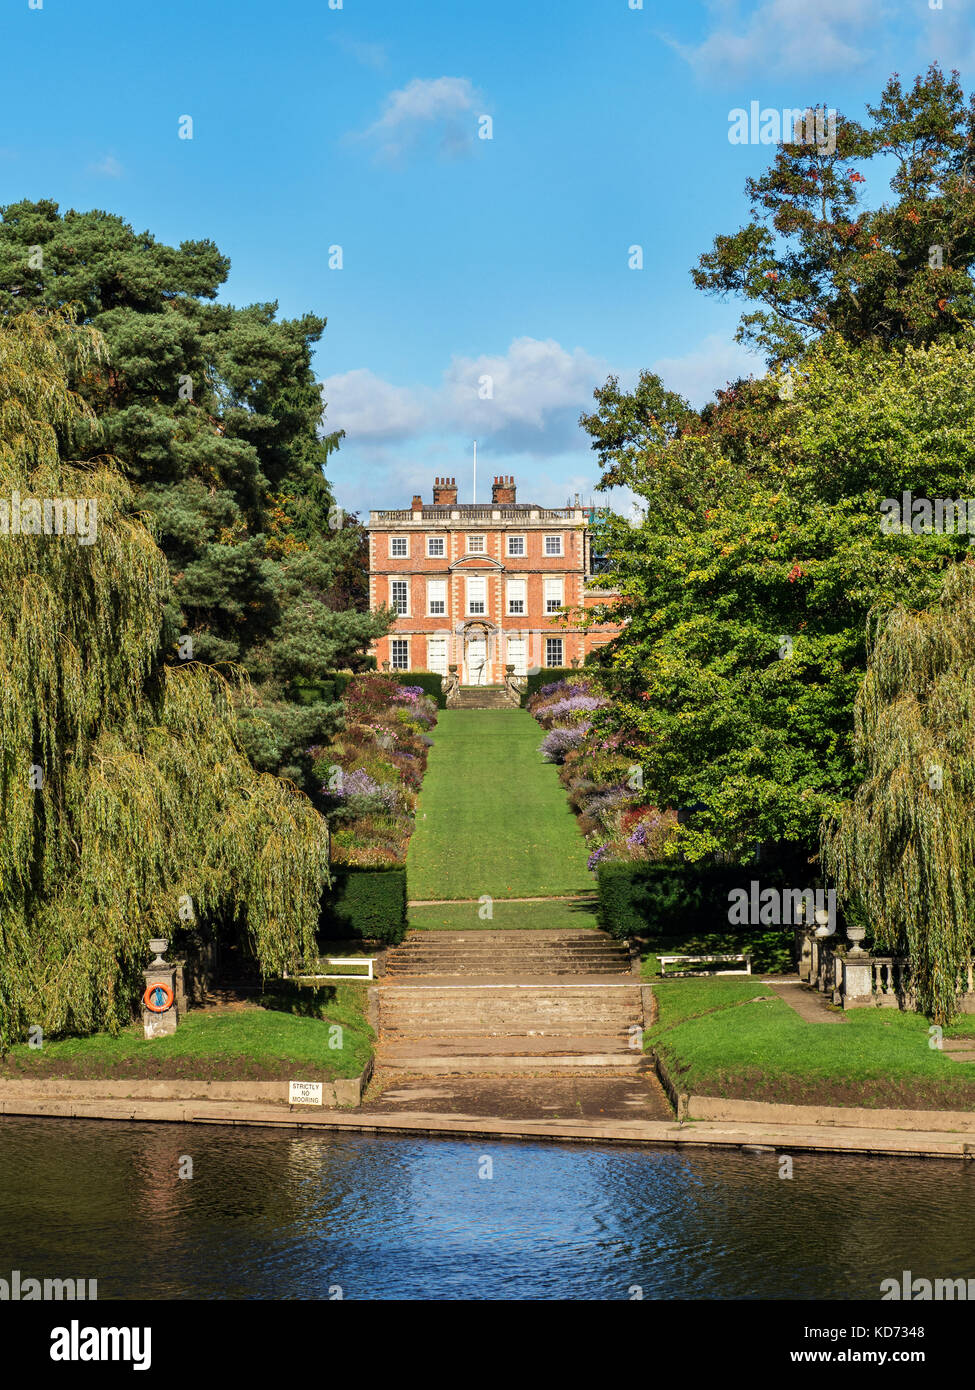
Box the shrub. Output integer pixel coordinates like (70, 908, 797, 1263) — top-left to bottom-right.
(596, 860, 796, 969)
(394, 671, 447, 709)
(536, 695, 607, 727)
(567, 778, 600, 812)
(319, 867, 407, 944)
(522, 668, 579, 704)
(539, 725, 590, 763)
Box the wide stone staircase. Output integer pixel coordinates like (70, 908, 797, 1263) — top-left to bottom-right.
(377, 929, 649, 1074)
(450, 686, 516, 709)
(385, 930, 630, 976)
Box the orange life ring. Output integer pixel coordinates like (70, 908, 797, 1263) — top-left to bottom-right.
(143, 983, 174, 1013)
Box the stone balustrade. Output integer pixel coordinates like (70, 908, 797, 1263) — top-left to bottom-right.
(794, 927, 975, 1013)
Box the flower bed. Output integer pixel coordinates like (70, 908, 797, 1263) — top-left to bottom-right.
(527, 677, 676, 872)
(310, 674, 438, 869)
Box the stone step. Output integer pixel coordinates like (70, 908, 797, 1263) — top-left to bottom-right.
(392, 931, 613, 942)
(380, 1005, 638, 1031)
(388, 966, 628, 977)
(377, 1038, 647, 1072)
(387, 957, 628, 969)
(390, 944, 623, 954)
(451, 688, 516, 709)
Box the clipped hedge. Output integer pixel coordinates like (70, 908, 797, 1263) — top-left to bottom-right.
(520, 668, 578, 704)
(288, 672, 353, 706)
(395, 670, 447, 709)
(597, 860, 807, 969)
(319, 866, 407, 945)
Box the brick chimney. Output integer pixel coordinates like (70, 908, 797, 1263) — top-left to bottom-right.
(411, 494, 423, 511)
(492, 474, 516, 505)
(432, 476, 457, 505)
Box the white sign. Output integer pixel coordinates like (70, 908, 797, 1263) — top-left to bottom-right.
(288, 1081, 323, 1106)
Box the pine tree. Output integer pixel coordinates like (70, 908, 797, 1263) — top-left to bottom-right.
(0, 200, 388, 789)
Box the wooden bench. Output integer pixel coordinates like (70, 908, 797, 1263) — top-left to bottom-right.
(657, 953, 752, 978)
(283, 957, 375, 982)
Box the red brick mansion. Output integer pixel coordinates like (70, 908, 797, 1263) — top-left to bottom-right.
(367, 475, 622, 684)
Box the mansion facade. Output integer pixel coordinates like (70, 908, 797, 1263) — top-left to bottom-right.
(367, 475, 622, 684)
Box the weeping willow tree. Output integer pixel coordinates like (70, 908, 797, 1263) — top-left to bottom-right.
(822, 560, 975, 1023)
(0, 311, 329, 1049)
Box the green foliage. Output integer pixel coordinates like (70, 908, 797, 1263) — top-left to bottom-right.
(0, 200, 389, 785)
(582, 334, 975, 861)
(287, 673, 353, 707)
(320, 868, 407, 945)
(520, 668, 578, 704)
(0, 311, 329, 1049)
(596, 861, 797, 970)
(692, 65, 975, 366)
(396, 671, 447, 708)
(823, 561, 975, 1022)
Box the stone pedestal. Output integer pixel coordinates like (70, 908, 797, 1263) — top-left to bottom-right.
(142, 964, 179, 1038)
(796, 929, 814, 983)
(840, 955, 874, 1009)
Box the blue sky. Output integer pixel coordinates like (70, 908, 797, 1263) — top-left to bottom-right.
(1, 0, 973, 514)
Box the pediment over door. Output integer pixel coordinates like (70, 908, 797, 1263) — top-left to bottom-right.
(449, 554, 505, 572)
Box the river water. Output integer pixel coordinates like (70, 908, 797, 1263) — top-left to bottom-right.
(0, 1118, 972, 1300)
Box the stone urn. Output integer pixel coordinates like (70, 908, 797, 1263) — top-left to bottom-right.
(148, 937, 170, 966)
(845, 922, 868, 957)
(813, 908, 834, 939)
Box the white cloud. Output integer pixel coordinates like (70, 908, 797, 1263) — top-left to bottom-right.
(355, 76, 482, 162)
(323, 337, 608, 455)
(321, 368, 431, 440)
(441, 337, 608, 445)
(668, 0, 881, 81)
(88, 154, 123, 178)
(323, 333, 761, 456)
(649, 334, 765, 408)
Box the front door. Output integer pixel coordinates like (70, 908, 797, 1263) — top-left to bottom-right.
(465, 635, 487, 684)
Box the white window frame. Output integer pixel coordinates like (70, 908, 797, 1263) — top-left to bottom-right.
(426, 636, 448, 675)
(506, 534, 525, 557)
(545, 637, 564, 667)
(544, 534, 563, 556)
(506, 578, 526, 616)
(466, 576, 487, 616)
(506, 635, 527, 676)
(389, 535, 409, 558)
(427, 579, 447, 616)
(467, 534, 486, 554)
(390, 579, 410, 616)
(390, 638, 410, 670)
(427, 535, 446, 558)
(544, 577, 564, 614)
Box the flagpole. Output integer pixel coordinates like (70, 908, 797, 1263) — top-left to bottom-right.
(473, 440, 477, 504)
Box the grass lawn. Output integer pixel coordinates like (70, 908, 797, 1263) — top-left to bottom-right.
(406, 708, 593, 899)
(648, 975, 975, 1110)
(409, 896, 600, 931)
(0, 983, 374, 1082)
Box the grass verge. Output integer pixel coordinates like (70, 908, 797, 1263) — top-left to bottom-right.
(0, 983, 374, 1082)
(647, 975, 975, 1111)
(408, 897, 600, 931)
